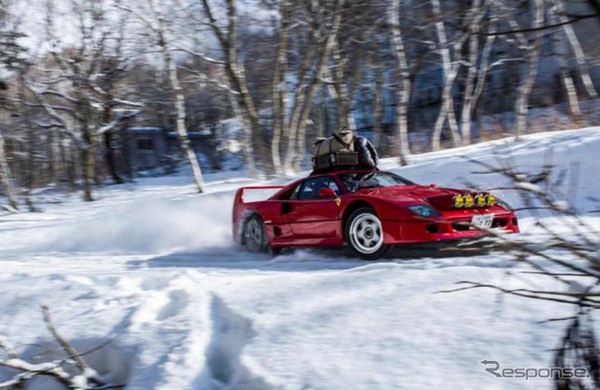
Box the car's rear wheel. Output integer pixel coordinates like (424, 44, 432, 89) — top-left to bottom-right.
(346, 207, 389, 260)
(242, 214, 268, 253)
(242, 214, 280, 256)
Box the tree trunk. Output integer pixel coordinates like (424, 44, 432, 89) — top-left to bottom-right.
(151, 0, 206, 193)
(330, 41, 361, 132)
(280, 1, 321, 173)
(550, 1, 583, 124)
(290, 0, 346, 171)
(431, 0, 462, 151)
(0, 130, 19, 211)
(228, 93, 257, 178)
(470, 3, 497, 122)
(101, 95, 124, 185)
(389, 0, 411, 165)
(459, 0, 485, 146)
(82, 120, 95, 202)
(104, 130, 124, 185)
(372, 44, 384, 150)
(554, 0, 598, 98)
(201, 0, 273, 175)
(271, 0, 291, 175)
(515, 0, 544, 139)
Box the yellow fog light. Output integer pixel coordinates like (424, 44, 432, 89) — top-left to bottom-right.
(476, 194, 487, 207)
(487, 194, 496, 206)
(453, 195, 464, 208)
(464, 194, 474, 208)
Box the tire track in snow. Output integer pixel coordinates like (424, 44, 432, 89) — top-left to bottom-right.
(198, 294, 273, 390)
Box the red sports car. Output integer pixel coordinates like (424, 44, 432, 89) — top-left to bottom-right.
(232, 169, 519, 259)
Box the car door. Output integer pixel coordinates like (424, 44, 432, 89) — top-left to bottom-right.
(284, 176, 343, 238)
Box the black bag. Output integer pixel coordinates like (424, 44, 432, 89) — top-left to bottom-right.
(312, 134, 359, 170)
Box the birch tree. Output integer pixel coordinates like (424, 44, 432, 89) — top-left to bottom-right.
(25, 0, 144, 200)
(288, 0, 345, 172)
(430, 0, 463, 151)
(468, 3, 498, 131)
(389, 0, 411, 165)
(201, 0, 274, 174)
(0, 0, 20, 210)
(117, 0, 206, 192)
(0, 129, 18, 211)
(550, 0, 583, 124)
(553, 0, 598, 98)
(200, 0, 345, 174)
(327, 38, 365, 135)
(150, 0, 206, 192)
(372, 42, 384, 150)
(271, 0, 291, 174)
(514, 0, 544, 139)
(460, 1, 499, 145)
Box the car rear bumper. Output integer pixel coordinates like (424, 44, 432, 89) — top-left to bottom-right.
(382, 213, 519, 244)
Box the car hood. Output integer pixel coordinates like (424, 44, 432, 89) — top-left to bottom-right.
(357, 185, 472, 209)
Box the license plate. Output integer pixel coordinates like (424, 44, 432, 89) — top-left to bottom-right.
(471, 214, 494, 229)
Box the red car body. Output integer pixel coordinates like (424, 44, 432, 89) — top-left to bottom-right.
(232, 169, 519, 257)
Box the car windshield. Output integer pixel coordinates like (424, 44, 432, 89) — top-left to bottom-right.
(339, 172, 415, 192)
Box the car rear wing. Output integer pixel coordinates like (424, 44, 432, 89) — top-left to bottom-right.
(233, 185, 286, 205)
(232, 185, 286, 243)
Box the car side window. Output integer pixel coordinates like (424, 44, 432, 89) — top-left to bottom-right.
(289, 183, 301, 200)
(297, 176, 341, 200)
(328, 178, 342, 196)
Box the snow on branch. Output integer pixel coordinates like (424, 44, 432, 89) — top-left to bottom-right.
(0, 306, 125, 390)
(169, 44, 226, 65)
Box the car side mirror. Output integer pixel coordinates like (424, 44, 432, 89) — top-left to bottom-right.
(319, 188, 338, 199)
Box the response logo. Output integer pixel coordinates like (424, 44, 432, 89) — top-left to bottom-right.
(480, 360, 590, 380)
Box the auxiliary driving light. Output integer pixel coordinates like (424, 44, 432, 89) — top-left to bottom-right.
(475, 194, 487, 207)
(464, 194, 474, 208)
(487, 194, 496, 206)
(453, 194, 465, 208)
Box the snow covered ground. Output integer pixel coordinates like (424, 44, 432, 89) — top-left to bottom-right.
(1, 128, 599, 389)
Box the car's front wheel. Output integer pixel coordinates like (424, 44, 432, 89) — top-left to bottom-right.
(346, 207, 389, 260)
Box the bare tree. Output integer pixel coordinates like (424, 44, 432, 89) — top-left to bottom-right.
(514, 0, 544, 139)
(459, 0, 495, 146)
(271, 0, 291, 175)
(430, 0, 464, 151)
(288, 0, 346, 172)
(149, 0, 206, 192)
(22, 0, 145, 200)
(371, 41, 384, 150)
(201, 0, 274, 174)
(0, 132, 18, 211)
(0, 0, 21, 210)
(389, 0, 411, 164)
(200, 0, 346, 174)
(554, 0, 598, 98)
(117, 0, 206, 193)
(548, 0, 583, 125)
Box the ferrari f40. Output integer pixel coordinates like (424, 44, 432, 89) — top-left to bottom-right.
(232, 170, 519, 259)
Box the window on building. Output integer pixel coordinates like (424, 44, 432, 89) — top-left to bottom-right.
(137, 138, 154, 151)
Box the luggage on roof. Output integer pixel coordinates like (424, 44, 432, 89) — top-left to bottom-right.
(312, 133, 359, 171)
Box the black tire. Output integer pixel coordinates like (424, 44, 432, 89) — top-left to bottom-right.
(242, 214, 281, 255)
(345, 207, 389, 260)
